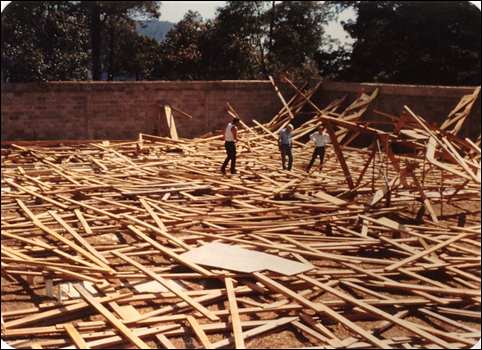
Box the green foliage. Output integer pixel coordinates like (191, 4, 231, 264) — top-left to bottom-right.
(156, 11, 207, 80)
(266, 1, 331, 80)
(3, 1, 480, 84)
(2, 1, 89, 82)
(338, 1, 481, 85)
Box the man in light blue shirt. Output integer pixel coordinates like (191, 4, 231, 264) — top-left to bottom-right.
(278, 124, 294, 170)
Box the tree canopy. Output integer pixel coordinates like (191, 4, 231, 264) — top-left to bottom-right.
(1, 1, 480, 85)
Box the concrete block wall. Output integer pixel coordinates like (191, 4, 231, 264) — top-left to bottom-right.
(1, 80, 480, 141)
(313, 82, 481, 140)
(1, 81, 287, 141)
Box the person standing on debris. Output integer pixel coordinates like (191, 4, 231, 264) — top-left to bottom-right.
(278, 124, 294, 170)
(221, 117, 240, 175)
(306, 125, 330, 172)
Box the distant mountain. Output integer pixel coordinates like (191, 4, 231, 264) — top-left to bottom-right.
(136, 20, 175, 42)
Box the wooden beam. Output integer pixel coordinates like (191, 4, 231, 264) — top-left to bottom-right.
(73, 284, 150, 349)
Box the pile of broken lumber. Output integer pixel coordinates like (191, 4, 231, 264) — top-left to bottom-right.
(1, 80, 480, 349)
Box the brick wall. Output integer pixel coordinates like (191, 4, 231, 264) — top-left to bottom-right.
(313, 82, 481, 140)
(1, 81, 288, 141)
(1, 80, 480, 141)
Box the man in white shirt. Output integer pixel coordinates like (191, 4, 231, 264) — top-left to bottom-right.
(307, 126, 330, 172)
(221, 117, 240, 175)
(278, 124, 294, 170)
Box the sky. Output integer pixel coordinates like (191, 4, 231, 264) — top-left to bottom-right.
(160, 1, 222, 22)
(158, 1, 354, 44)
(1, 1, 480, 45)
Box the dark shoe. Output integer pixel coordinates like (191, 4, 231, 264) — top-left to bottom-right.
(221, 168, 226, 175)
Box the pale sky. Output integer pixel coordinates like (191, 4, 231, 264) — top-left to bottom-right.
(158, 1, 355, 45)
(2, 1, 481, 42)
(160, 1, 223, 22)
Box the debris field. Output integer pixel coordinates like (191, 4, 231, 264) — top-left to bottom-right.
(1, 79, 481, 349)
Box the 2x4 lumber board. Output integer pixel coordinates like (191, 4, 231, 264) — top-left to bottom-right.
(4, 292, 130, 329)
(313, 190, 347, 206)
(252, 272, 389, 349)
(156, 334, 176, 349)
(208, 178, 272, 196)
(171, 104, 194, 119)
(15, 199, 104, 271)
(74, 209, 93, 235)
(64, 323, 89, 349)
(225, 277, 246, 349)
(49, 211, 112, 271)
(324, 121, 355, 189)
(112, 251, 219, 321)
(138, 197, 168, 233)
(385, 232, 469, 271)
(187, 316, 214, 349)
(80, 325, 179, 349)
(299, 274, 452, 348)
(299, 313, 343, 347)
(342, 262, 452, 305)
(1, 255, 105, 274)
(56, 195, 120, 220)
(6, 179, 69, 209)
(269, 76, 295, 120)
(419, 308, 478, 333)
(165, 105, 178, 140)
(123, 214, 190, 250)
(209, 317, 299, 349)
(291, 320, 333, 346)
(73, 284, 150, 349)
(252, 272, 322, 313)
(372, 281, 480, 297)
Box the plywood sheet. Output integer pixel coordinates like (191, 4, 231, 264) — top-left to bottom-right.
(180, 242, 313, 276)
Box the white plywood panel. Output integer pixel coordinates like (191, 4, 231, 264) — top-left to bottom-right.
(180, 242, 313, 276)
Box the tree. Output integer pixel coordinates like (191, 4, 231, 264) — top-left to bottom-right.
(2, 1, 89, 82)
(266, 1, 335, 80)
(81, 1, 161, 80)
(340, 1, 481, 85)
(156, 11, 208, 80)
(202, 1, 266, 79)
(2, 1, 161, 82)
(108, 22, 161, 80)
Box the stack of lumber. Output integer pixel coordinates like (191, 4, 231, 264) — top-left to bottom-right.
(1, 82, 480, 349)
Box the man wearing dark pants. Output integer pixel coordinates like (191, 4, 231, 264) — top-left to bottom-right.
(221, 117, 240, 175)
(279, 124, 294, 170)
(307, 126, 330, 172)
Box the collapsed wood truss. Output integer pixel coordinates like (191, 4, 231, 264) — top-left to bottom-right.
(1, 80, 481, 349)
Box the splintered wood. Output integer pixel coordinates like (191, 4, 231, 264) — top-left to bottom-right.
(1, 81, 481, 349)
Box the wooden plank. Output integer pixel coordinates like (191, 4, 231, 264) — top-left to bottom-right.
(324, 121, 355, 189)
(225, 277, 245, 349)
(299, 274, 452, 348)
(210, 317, 298, 349)
(269, 76, 295, 120)
(112, 251, 219, 321)
(385, 232, 469, 271)
(6, 179, 69, 209)
(187, 315, 213, 349)
(165, 105, 179, 140)
(126, 224, 213, 276)
(49, 211, 112, 270)
(64, 323, 89, 349)
(4, 292, 130, 329)
(253, 273, 389, 348)
(156, 334, 176, 349)
(73, 284, 150, 349)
